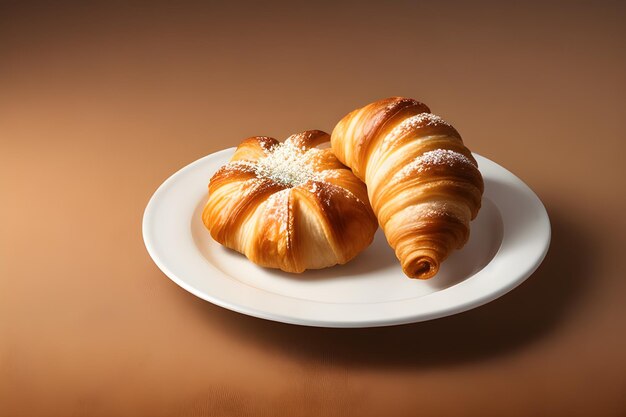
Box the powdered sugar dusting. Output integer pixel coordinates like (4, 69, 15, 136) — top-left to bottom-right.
(263, 189, 294, 248)
(417, 149, 475, 167)
(383, 97, 417, 112)
(265, 189, 291, 231)
(392, 113, 450, 136)
(251, 140, 326, 187)
(420, 206, 462, 221)
(227, 159, 256, 172)
(220, 136, 366, 246)
(239, 177, 279, 198)
(314, 181, 364, 207)
(381, 113, 451, 151)
(391, 149, 476, 183)
(318, 169, 340, 180)
(401, 201, 466, 223)
(257, 136, 275, 153)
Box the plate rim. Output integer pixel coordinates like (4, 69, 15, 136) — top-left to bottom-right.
(142, 148, 551, 328)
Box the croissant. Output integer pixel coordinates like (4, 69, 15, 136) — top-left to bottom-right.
(203, 130, 378, 273)
(331, 98, 484, 279)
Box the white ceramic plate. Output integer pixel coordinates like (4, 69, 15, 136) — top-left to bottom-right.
(143, 149, 550, 328)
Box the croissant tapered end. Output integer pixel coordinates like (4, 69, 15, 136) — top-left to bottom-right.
(403, 254, 439, 280)
(331, 97, 484, 279)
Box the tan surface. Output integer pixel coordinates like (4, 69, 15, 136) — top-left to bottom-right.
(1, 2, 625, 416)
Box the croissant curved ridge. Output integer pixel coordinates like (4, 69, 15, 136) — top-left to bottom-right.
(331, 97, 484, 279)
(203, 130, 378, 273)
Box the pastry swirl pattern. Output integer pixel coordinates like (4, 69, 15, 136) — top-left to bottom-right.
(203, 130, 378, 273)
(331, 98, 484, 279)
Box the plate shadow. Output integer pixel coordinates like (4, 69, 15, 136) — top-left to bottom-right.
(177, 205, 592, 369)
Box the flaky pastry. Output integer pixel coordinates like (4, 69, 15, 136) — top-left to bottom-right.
(331, 98, 484, 279)
(203, 130, 378, 273)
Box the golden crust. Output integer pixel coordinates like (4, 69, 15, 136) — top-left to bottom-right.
(203, 130, 378, 273)
(331, 97, 484, 279)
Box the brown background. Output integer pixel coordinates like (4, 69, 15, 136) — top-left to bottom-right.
(1, 1, 626, 416)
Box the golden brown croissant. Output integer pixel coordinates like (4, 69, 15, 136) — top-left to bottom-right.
(331, 98, 484, 279)
(203, 130, 378, 273)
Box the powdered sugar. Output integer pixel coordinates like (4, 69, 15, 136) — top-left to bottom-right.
(318, 169, 340, 180)
(226, 159, 256, 171)
(391, 149, 476, 183)
(252, 140, 326, 187)
(314, 181, 363, 207)
(220, 136, 366, 246)
(260, 189, 291, 248)
(383, 97, 418, 112)
(391, 113, 450, 136)
(381, 113, 452, 151)
(257, 136, 276, 153)
(400, 201, 466, 223)
(265, 189, 291, 230)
